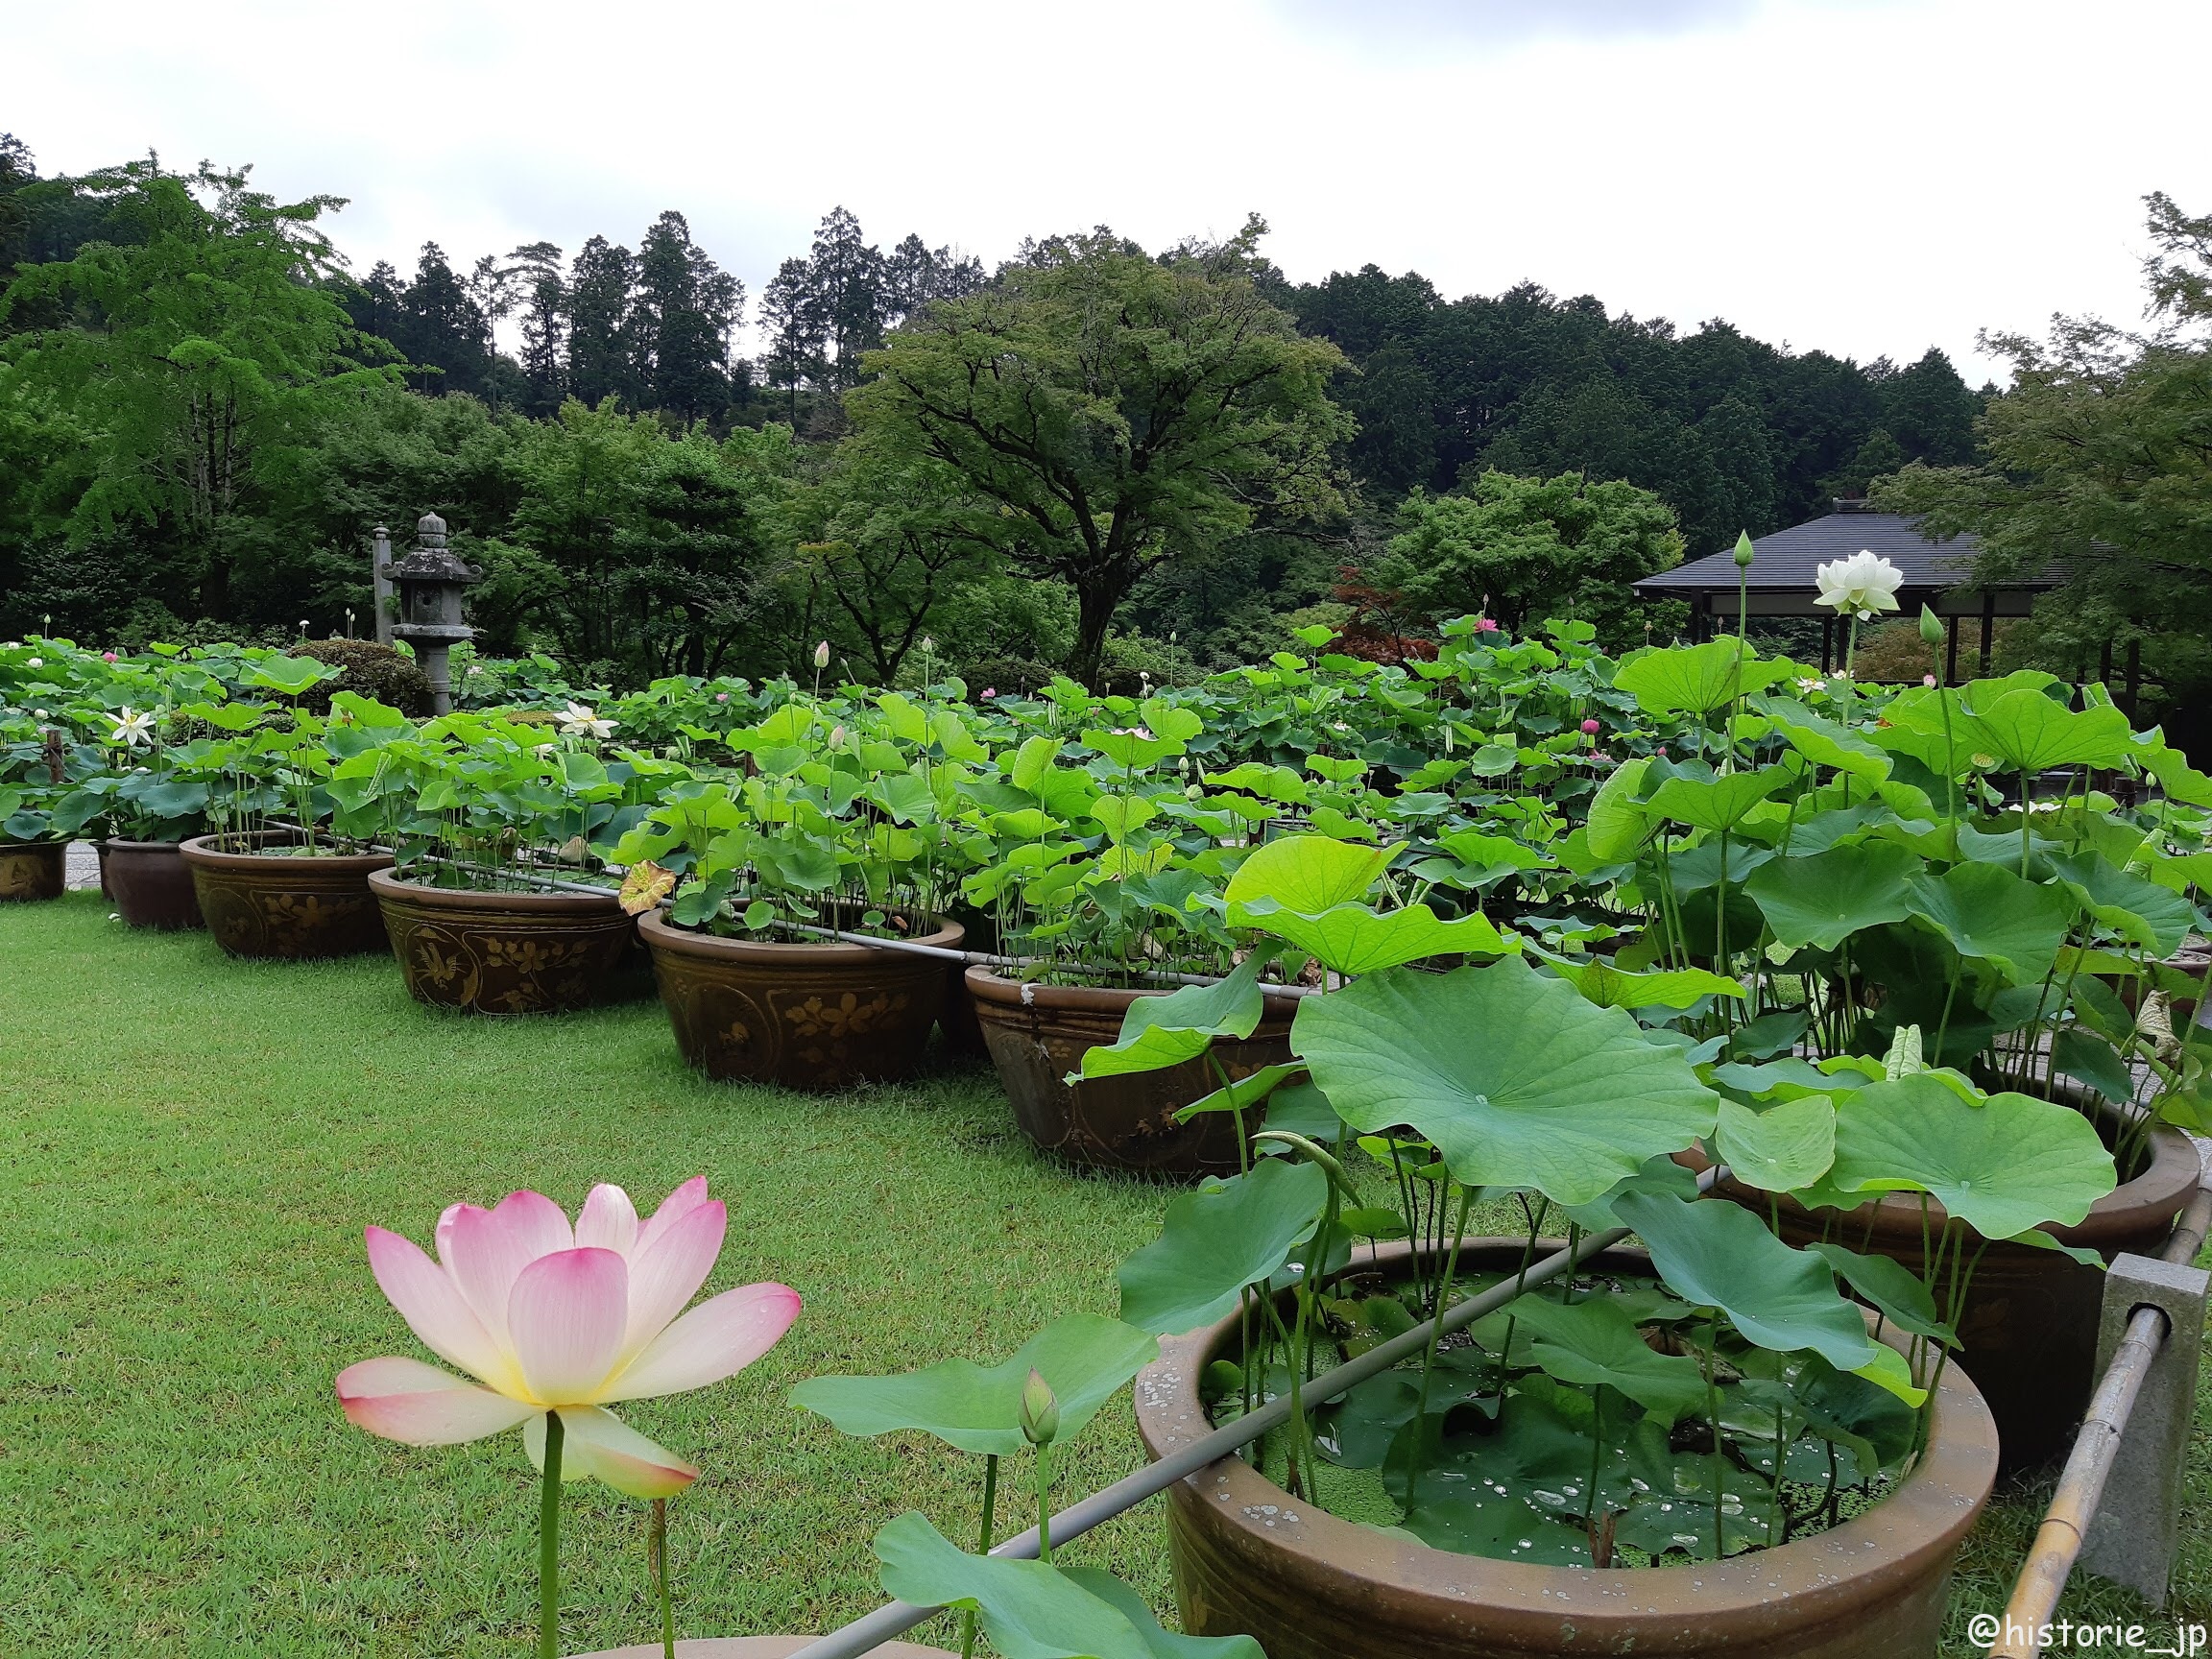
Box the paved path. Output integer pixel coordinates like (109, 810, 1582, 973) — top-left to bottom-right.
(65, 840, 100, 892)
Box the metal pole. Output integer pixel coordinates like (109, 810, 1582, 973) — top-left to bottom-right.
(782, 1172, 1723, 1659)
(1985, 1179, 2212, 1656)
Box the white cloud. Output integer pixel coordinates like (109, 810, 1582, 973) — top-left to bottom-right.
(10, 0, 2206, 380)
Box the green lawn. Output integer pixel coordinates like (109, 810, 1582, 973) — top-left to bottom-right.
(4, 892, 2209, 1658)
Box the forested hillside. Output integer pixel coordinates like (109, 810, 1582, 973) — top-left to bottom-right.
(0, 132, 1995, 690)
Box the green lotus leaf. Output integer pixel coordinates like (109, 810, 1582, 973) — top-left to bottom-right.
(1715, 1095, 1836, 1192)
(1611, 1190, 1923, 1405)
(1291, 959, 1717, 1206)
(1646, 766, 1792, 834)
(1743, 843, 1922, 950)
(873, 1511, 1262, 1659)
(1116, 1158, 1329, 1334)
(1073, 954, 1268, 1080)
(1967, 685, 2136, 774)
(2048, 851, 2197, 958)
(1901, 862, 2074, 984)
(791, 1313, 1157, 1458)
(241, 655, 343, 695)
(1501, 1293, 1709, 1424)
(1174, 1061, 1306, 1121)
(1584, 755, 1656, 862)
(1225, 833, 1390, 915)
(1750, 696, 1893, 782)
(1827, 1073, 2117, 1238)
(1806, 1243, 1958, 1346)
(2052, 1026, 2137, 1105)
(1236, 900, 1507, 975)
(1544, 955, 1746, 1011)
(1614, 639, 1782, 715)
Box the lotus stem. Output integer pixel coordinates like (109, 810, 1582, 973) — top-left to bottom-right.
(652, 1499, 675, 1659)
(540, 1409, 564, 1659)
(959, 1455, 998, 1659)
(1034, 1443, 1053, 1564)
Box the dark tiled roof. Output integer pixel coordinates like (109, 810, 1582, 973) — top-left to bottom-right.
(1634, 510, 2045, 596)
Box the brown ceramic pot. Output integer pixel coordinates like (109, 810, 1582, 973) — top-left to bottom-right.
(370, 870, 647, 1015)
(180, 832, 394, 959)
(103, 839, 204, 930)
(0, 840, 65, 902)
(638, 908, 960, 1091)
(1695, 1118, 2199, 1473)
(965, 968, 1299, 1178)
(1133, 1238, 1999, 1659)
(570, 1639, 952, 1658)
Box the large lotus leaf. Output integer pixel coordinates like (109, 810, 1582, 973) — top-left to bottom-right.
(2138, 739, 2212, 807)
(1073, 954, 1267, 1080)
(874, 1511, 1262, 1659)
(1661, 836, 1775, 894)
(1502, 1293, 1709, 1424)
(790, 1314, 1157, 1458)
(1610, 1191, 1922, 1405)
(1584, 756, 1656, 862)
(1614, 639, 1783, 715)
(1646, 767, 1791, 834)
(2048, 851, 2197, 957)
(1743, 843, 1922, 950)
(1873, 685, 1985, 778)
(1967, 685, 2136, 774)
(1542, 954, 1746, 1011)
(1715, 1095, 1836, 1192)
(1291, 959, 1717, 1206)
(1237, 900, 1508, 975)
(1116, 1158, 1329, 1334)
(1225, 833, 1390, 917)
(1901, 861, 2074, 984)
(2051, 1026, 2137, 1106)
(242, 655, 344, 694)
(1749, 696, 1893, 782)
(1827, 1074, 2117, 1238)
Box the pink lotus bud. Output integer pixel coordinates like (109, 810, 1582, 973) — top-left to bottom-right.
(1580, 719, 1600, 734)
(981, 687, 997, 699)
(103, 651, 117, 662)
(1923, 674, 1937, 687)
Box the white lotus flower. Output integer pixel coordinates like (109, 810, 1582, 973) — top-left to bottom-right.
(1795, 677, 1825, 693)
(25, 657, 41, 668)
(1814, 550, 1904, 619)
(558, 702, 616, 740)
(108, 708, 156, 748)
(813, 641, 830, 669)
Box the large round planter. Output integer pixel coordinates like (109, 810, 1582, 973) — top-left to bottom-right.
(571, 1640, 952, 1657)
(965, 969, 1298, 1178)
(1697, 1118, 2199, 1473)
(370, 870, 646, 1015)
(103, 839, 204, 930)
(638, 907, 960, 1092)
(180, 833, 394, 960)
(0, 840, 65, 902)
(1134, 1238, 1999, 1659)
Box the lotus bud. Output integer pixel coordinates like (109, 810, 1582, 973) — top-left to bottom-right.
(829, 725, 846, 748)
(921, 637, 935, 654)
(1019, 1368, 1060, 1448)
(1580, 718, 1600, 734)
(1732, 531, 1755, 569)
(1919, 605, 1944, 646)
(813, 641, 830, 669)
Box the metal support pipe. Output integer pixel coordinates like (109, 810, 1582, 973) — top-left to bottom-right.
(1986, 1177, 2212, 1656)
(783, 1171, 1723, 1659)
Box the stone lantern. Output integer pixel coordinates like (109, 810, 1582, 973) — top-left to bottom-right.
(377, 511, 480, 713)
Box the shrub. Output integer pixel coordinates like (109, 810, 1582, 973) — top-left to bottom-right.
(293, 638, 436, 717)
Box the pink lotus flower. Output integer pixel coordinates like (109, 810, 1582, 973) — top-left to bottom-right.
(1476, 618, 1500, 633)
(981, 687, 997, 700)
(337, 1180, 799, 1498)
(715, 692, 730, 703)
(102, 651, 117, 662)
(1580, 718, 1600, 734)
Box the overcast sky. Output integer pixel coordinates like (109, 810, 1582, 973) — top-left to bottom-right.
(11, 0, 2204, 382)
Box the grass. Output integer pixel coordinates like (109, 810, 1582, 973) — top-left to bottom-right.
(1, 893, 1168, 1656)
(5, 891, 2211, 1657)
